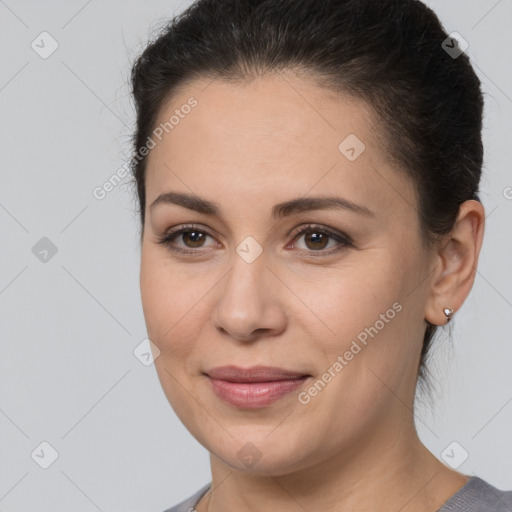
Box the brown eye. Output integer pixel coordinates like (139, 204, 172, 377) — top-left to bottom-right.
(302, 231, 330, 250)
(156, 225, 217, 254)
(290, 224, 352, 256)
(156, 223, 352, 257)
(181, 230, 207, 248)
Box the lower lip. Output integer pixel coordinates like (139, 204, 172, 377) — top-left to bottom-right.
(208, 376, 309, 409)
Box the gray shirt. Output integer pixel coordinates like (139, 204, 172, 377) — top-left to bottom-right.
(162, 476, 512, 512)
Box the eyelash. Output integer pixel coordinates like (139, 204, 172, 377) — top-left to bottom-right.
(156, 223, 353, 258)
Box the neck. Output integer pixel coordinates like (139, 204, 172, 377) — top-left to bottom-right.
(198, 413, 468, 512)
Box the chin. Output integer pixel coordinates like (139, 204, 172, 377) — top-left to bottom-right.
(195, 426, 318, 476)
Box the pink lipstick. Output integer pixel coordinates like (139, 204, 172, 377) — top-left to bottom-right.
(205, 365, 310, 409)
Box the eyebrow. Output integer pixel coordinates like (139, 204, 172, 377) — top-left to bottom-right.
(149, 191, 375, 219)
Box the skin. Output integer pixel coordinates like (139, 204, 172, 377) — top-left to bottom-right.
(139, 71, 485, 512)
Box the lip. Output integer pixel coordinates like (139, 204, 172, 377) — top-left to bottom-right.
(205, 365, 310, 409)
(206, 365, 309, 382)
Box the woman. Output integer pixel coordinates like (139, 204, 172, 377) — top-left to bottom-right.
(129, 0, 512, 510)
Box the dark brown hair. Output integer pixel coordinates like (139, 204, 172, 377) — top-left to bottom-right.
(129, 0, 484, 396)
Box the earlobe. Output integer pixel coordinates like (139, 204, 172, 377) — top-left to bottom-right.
(424, 199, 485, 326)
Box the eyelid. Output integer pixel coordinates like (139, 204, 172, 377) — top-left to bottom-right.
(286, 224, 352, 257)
(156, 223, 353, 256)
(156, 224, 218, 254)
(288, 223, 353, 245)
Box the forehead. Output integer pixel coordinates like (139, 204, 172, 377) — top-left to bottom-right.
(152, 72, 380, 163)
(145, 72, 416, 221)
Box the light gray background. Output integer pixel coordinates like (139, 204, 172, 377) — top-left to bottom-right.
(0, 1, 511, 510)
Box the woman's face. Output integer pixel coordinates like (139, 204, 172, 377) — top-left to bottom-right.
(140, 73, 436, 475)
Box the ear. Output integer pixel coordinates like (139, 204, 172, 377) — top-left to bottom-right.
(424, 199, 485, 326)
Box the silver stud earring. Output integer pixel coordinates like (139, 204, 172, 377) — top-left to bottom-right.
(443, 308, 454, 322)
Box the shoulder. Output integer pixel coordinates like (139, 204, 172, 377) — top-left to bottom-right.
(159, 478, 512, 512)
(439, 476, 512, 511)
(161, 483, 211, 512)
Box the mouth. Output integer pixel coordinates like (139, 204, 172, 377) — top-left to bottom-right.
(204, 365, 311, 409)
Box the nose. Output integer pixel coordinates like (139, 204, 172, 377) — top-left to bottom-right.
(212, 249, 287, 342)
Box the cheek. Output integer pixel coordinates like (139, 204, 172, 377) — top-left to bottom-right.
(295, 254, 417, 381)
(321, 284, 421, 409)
(139, 248, 212, 361)
(139, 251, 166, 344)
(294, 260, 397, 338)
(140, 248, 184, 350)
(140, 251, 205, 419)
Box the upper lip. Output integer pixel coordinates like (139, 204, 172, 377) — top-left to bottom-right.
(206, 365, 309, 382)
